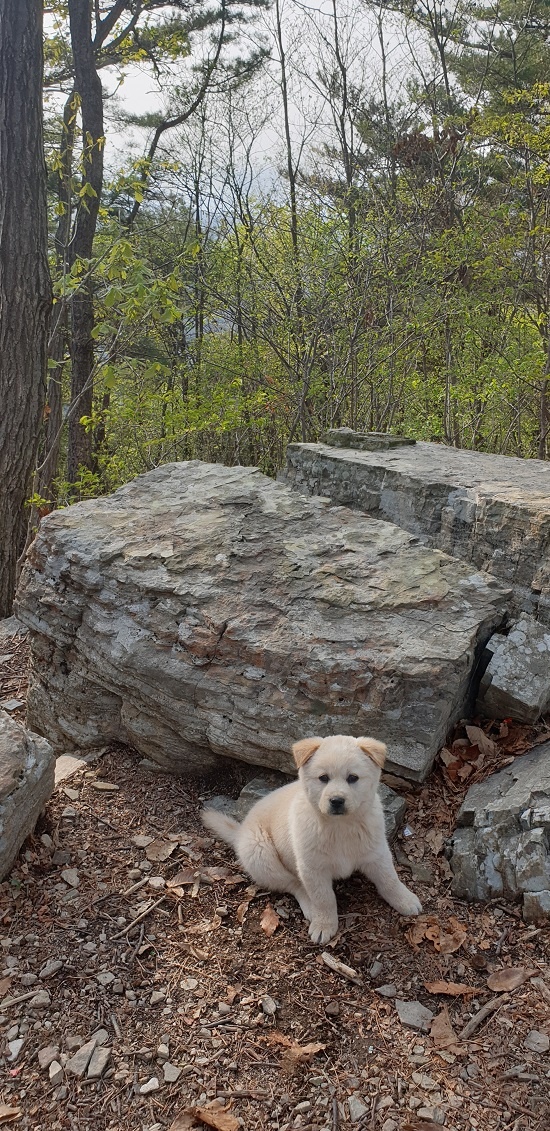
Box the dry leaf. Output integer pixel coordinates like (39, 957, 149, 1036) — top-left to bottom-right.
(260, 904, 281, 937)
(192, 1106, 240, 1131)
(435, 916, 467, 954)
(267, 1031, 326, 1072)
(222, 873, 247, 887)
(424, 980, 479, 996)
(236, 900, 249, 924)
(0, 976, 12, 997)
(487, 967, 534, 992)
(321, 951, 362, 984)
(465, 725, 500, 758)
(167, 868, 196, 887)
(146, 838, 178, 862)
(430, 1007, 463, 1053)
(405, 914, 467, 954)
(0, 1108, 21, 1125)
(168, 1116, 196, 1131)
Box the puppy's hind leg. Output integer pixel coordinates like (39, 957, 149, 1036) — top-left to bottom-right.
(237, 826, 313, 921)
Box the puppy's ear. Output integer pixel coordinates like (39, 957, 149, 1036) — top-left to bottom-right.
(357, 737, 387, 769)
(292, 736, 323, 768)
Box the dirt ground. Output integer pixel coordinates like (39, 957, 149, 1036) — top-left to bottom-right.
(1, 633, 549, 1131)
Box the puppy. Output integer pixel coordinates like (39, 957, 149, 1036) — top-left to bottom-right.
(201, 734, 422, 943)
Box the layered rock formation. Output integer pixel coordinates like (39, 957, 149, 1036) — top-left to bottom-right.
(0, 710, 54, 879)
(282, 440, 550, 623)
(16, 462, 510, 781)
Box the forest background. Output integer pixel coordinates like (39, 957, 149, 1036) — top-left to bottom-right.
(3, 0, 550, 612)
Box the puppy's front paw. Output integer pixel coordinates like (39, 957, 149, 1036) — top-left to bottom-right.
(308, 917, 339, 945)
(392, 885, 422, 917)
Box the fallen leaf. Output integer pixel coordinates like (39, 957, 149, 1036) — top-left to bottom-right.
(424, 980, 479, 996)
(435, 916, 467, 954)
(168, 1115, 196, 1131)
(430, 1007, 463, 1053)
(260, 904, 281, 937)
(465, 725, 500, 758)
(0, 1108, 21, 1125)
(487, 967, 535, 992)
(321, 951, 362, 984)
(146, 838, 178, 862)
(267, 1031, 326, 1072)
(236, 900, 249, 924)
(0, 976, 12, 997)
(167, 868, 197, 887)
(192, 1106, 240, 1131)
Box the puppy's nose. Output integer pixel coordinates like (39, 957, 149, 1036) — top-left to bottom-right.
(329, 796, 346, 814)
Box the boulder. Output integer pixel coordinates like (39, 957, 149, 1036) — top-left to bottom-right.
(449, 742, 550, 919)
(0, 710, 55, 879)
(16, 462, 510, 781)
(477, 616, 550, 722)
(282, 440, 550, 623)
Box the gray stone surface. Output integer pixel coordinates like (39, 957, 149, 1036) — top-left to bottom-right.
(477, 617, 550, 722)
(0, 710, 55, 880)
(282, 441, 550, 623)
(16, 462, 509, 782)
(394, 999, 434, 1032)
(323, 429, 416, 451)
(450, 743, 550, 918)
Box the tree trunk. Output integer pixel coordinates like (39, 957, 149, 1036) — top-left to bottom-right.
(0, 0, 51, 615)
(67, 0, 104, 484)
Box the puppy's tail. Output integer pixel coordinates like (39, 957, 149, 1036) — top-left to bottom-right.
(201, 807, 241, 849)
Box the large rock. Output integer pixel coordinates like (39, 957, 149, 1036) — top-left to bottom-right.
(0, 710, 55, 879)
(477, 616, 550, 722)
(282, 441, 550, 623)
(16, 462, 510, 781)
(449, 743, 550, 920)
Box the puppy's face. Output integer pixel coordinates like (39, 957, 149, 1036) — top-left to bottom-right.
(292, 734, 386, 818)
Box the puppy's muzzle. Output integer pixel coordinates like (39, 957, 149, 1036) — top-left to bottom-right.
(329, 796, 346, 815)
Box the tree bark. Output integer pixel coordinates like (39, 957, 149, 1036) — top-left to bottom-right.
(67, 0, 104, 483)
(0, 0, 51, 615)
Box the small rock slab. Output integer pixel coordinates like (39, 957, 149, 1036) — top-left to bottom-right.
(324, 429, 416, 451)
(65, 1037, 97, 1077)
(87, 1046, 111, 1079)
(524, 1030, 549, 1053)
(395, 999, 434, 1033)
(477, 616, 550, 722)
(0, 710, 55, 880)
(348, 1095, 369, 1122)
(450, 742, 550, 918)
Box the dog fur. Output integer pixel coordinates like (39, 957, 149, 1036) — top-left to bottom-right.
(201, 734, 422, 943)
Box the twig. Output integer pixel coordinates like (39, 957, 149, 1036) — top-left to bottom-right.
(120, 876, 150, 898)
(128, 923, 145, 964)
(110, 1012, 123, 1040)
(459, 993, 509, 1039)
(332, 1096, 339, 1131)
(110, 895, 166, 940)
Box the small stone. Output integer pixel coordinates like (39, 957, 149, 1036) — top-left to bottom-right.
(63, 787, 80, 801)
(140, 1076, 160, 1094)
(375, 984, 397, 998)
(348, 1096, 369, 1122)
(87, 1046, 111, 1079)
(29, 990, 51, 1009)
(96, 971, 115, 986)
(61, 806, 77, 818)
(261, 994, 277, 1015)
(523, 890, 550, 924)
(92, 1029, 110, 1046)
(112, 980, 124, 994)
(38, 1045, 60, 1070)
(39, 958, 63, 979)
(19, 973, 38, 986)
(8, 1038, 24, 1061)
(417, 1108, 445, 1125)
(41, 834, 54, 850)
(411, 1072, 439, 1091)
(395, 1000, 434, 1033)
(181, 977, 198, 990)
(65, 1037, 97, 1077)
(368, 961, 383, 979)
(382, 1121, 398, 1131)
(163, 1062, 181, 1083)
(218, 1002, 231, 1015)
(150, 990, 166, 1005)
(524, 1030, 550, 1053)
(148, 876, 165, 890)
(1, 698, 24, 711)
(325, 1000, 340, 1016)
(61, 868, 80, 888)
(294, 1101, 311, 1113)
(65, 1035, 85, 1051)
(90, 781, 119, 791)
(157, 1043, 169, 1060)
(49, 1060, 64, 1086)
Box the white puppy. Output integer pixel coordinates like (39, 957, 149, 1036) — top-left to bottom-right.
(201, 734, 422, 943)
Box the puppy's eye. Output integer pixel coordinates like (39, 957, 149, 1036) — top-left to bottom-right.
(318, 774, 330, 783)
(347, 774, 359, 784)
